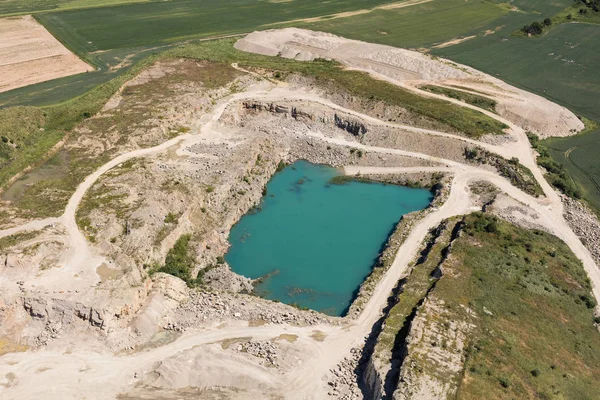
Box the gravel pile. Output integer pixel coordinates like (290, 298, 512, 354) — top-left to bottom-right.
(327, 347, 362, 399)
(167, 290, 340, 331)
(562, 195, 600, 266)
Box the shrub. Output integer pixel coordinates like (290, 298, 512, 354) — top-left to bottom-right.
(276, 160, 287, 172)
(464, 147, 479, 160)
(157, 234, 197, 285)
(531, 369, 541, 377)
(164, 212, 178, 224)
(522, 21, 544, 35)
(499, 377, 512, 388)
(580, 294, 597, 309)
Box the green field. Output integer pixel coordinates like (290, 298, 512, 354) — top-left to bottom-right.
(0, 0, 150, 16)
(437, 23, 600, 122)
(298, 0, 509, 49)
(0, 0, 398, 107)
(36, 0, 397, 52)
(0, 0, 153, 16)
(543, 128, 600, 214)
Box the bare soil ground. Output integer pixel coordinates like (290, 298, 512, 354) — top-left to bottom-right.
(0, 15, 93, 93)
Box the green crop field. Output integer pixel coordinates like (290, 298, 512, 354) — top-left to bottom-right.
(36, 0, 397, 52)
(436, 24, 600, 122)
(0, 0, 151, 16)
(543, 129, 600, 214)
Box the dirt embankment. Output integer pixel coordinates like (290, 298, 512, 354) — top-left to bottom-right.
(235, 28, 583, 138)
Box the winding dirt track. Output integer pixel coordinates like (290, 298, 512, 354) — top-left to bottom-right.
(0, 63, 599, 399)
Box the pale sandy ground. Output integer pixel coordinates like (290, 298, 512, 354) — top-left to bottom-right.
(0, 15, 93, 93)
(0, 36, 599, 399)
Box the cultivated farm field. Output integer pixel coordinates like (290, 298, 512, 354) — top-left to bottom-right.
(0, 15, 92, 93)
(0, 0, 151, 16)
(296, 0, 510, 49)
(36, 0, 400, 52)
(544, 129, 600, 213)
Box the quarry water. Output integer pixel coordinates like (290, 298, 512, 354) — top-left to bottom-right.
(226, 161, 432, 316)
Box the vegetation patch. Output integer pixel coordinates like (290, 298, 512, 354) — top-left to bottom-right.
(153, 234, 200, 286)
(436, 213, 600, 399)
(0, 231, 39, 252)
(528, 133, 582, 199)
(374, 219, 457, 365)
(464, 147, 543, 197)
(547, 0, 600, 30)
(518, 18, 552, 36)
(420, 85, 497, 113)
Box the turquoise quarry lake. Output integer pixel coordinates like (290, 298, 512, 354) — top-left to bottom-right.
(226, 161, 432, 316)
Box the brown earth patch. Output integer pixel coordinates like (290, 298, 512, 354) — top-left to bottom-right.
(0, 15, 93, 93)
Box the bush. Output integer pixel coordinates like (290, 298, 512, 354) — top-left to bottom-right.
(464, 147, 479, 160)
(275, 160, 287, 172)
(580, 294, 597, 309)
(531, 369, 541, 377)
(485, 221, 499, 233)
(157, 234, 197, 285)
(522, 21, 544, 35)
(164, 212, 178, 224)
(499, 377, 512, 388)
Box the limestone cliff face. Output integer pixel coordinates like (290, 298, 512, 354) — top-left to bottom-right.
(334, 113, 367, 136)
(362, 355, 384, 399)
(393, 296, 476, 400)
(241, 100, 367, 136)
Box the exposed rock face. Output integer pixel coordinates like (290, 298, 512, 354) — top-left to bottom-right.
(128, 273, 188, 342)
(21, 296, 106, 346)
(362, 356, 384, 399)
(23, 297, 105, 329)
(327, 347, 363, 399)
(236, 28, 584, 137)
(393, 298, 476, 400)
(242, 100, 367, 136)
(334, 114, 367, 136)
